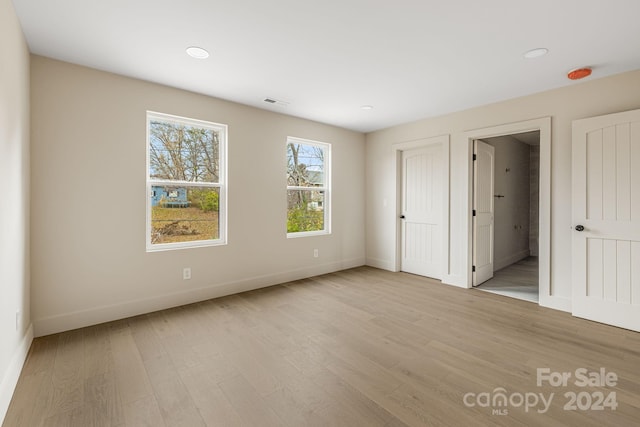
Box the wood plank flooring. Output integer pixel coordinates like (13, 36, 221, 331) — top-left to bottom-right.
(4, 266, 640, 426)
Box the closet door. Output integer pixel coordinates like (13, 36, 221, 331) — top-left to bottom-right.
(572, 109, 640, 332)
(401, 144, 443, 279)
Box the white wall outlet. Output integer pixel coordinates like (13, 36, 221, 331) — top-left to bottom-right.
(183, 267, 191, 280)
(314, 249, 319, 258)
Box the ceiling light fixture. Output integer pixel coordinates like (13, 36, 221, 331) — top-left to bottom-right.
(567, 67, 592, 80)
(361, 105, 374, 110)
(523, 48, 548, 59)
(186, 46, 210, 59)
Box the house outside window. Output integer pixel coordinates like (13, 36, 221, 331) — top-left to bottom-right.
(146, 111, 227, 251)
(286, 137, 331, 237)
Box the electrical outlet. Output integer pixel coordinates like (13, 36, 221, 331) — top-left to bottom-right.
(314, 249, 319, 258)
(183, 267, 191, 280)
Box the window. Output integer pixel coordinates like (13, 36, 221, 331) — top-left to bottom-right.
(286, 137, 330, 237)
(146, 112, 227, 251)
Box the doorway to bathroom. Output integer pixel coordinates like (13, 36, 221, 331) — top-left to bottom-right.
(472, 131, 540, 303)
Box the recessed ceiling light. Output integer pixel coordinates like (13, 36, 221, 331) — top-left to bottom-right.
(186, 46, 210, 59)
(523, 48, 548, 59)
(361, 105, 374, 110)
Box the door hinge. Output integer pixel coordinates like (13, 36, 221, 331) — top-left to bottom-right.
(472, 265, 476, 272)
(473, 154, 477, 161)
(472, 209, 476, 216)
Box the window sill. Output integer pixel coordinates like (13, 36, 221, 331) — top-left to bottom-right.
(287, 230, 330, 239)
(146, 239, 227, 252)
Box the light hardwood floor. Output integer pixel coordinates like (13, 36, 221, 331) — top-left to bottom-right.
(4, 267, 640, 426)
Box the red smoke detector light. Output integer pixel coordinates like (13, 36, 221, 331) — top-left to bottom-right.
(567, 67, 592, 80)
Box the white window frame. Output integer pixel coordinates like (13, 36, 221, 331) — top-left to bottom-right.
(286, 136, 331, 238)
(146, 111, 227, 251)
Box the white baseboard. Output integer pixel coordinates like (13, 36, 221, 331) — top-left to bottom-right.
(494, 250, 531, 272)
(441, 274, 469, 288)
(34, 258, 365, 337)
(0, 324, 34, 425)
(365, 257, 397, 272)
(539, 294, 571, 313)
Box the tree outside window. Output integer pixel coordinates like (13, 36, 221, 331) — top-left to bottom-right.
(147, 112, 227, 251)
(286, 137, 330, 236)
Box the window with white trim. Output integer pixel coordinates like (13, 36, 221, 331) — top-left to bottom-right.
(146, 112, 227, 251)
(286, 137, 331, 237)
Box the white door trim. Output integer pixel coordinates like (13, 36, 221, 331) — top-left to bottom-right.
(460, 117, 560, 310)
(393, 135, 450, 275)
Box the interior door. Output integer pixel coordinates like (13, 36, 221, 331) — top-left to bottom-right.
(401, 145, 442, 279)
(572, 109, 640, 332)
(473, 140, 495, 286)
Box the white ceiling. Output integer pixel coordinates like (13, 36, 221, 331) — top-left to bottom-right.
(12, 0, 640, 133)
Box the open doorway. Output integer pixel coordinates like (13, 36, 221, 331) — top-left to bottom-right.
(473, 131, 540, 303)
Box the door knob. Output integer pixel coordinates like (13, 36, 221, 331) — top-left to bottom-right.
(575, 225, 585, 232)
(400, 215, 406, 219)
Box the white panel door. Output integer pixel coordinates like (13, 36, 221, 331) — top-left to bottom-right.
(572, 109, 640, 332)
(401, 145, 443, 279)
(473, 140, 495, 286)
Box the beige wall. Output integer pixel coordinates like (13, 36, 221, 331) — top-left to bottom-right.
(30, 56, 365, 336)
(366, 69, 640, 309)
(0, 0, 31, 420)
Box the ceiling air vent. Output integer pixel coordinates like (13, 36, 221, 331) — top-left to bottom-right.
(263, 97, 290, 107)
